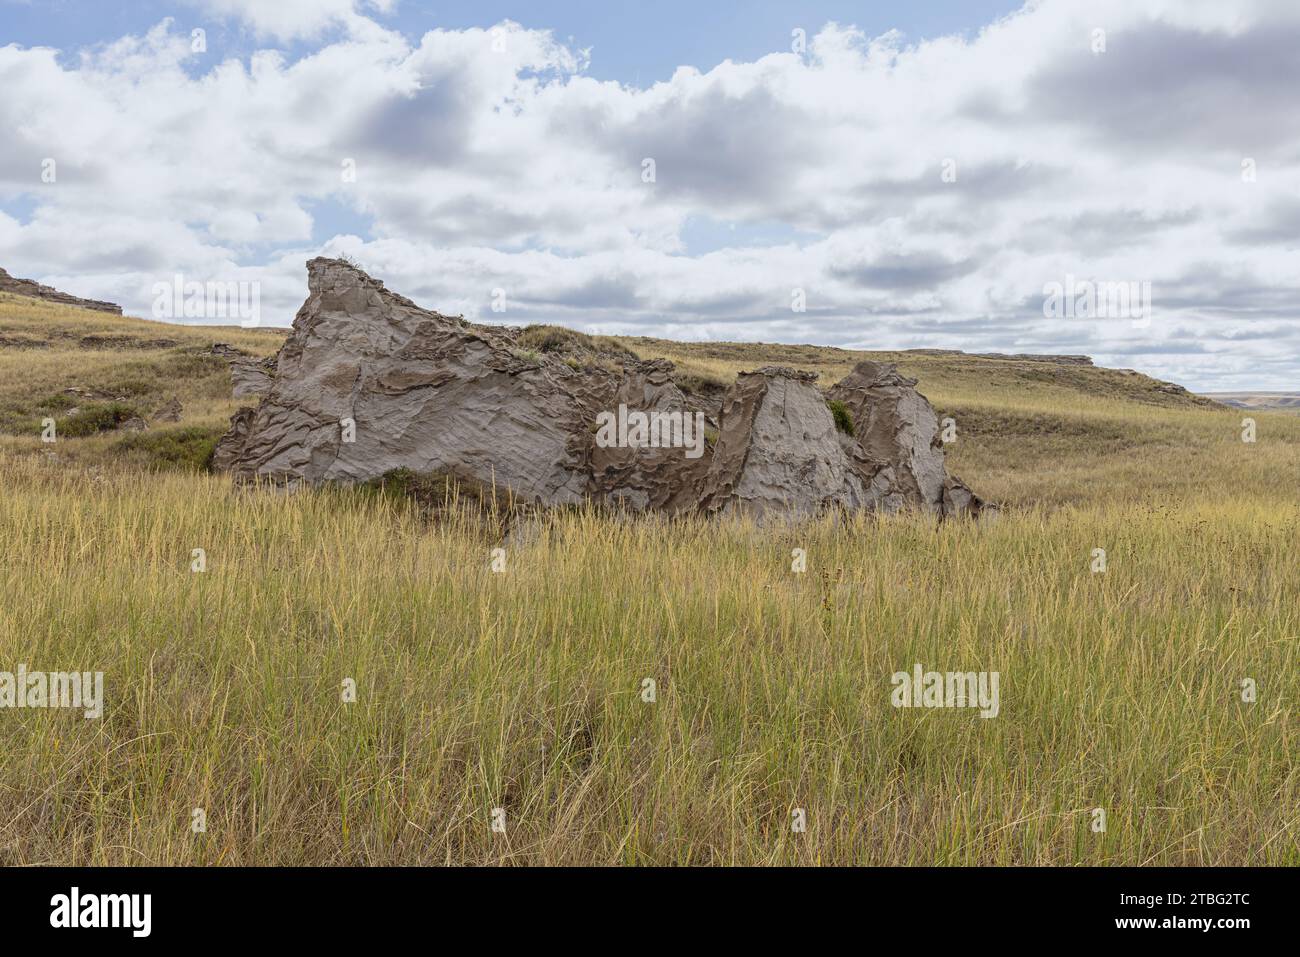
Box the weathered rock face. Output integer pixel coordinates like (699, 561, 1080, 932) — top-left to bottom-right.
(826, 360, 945, 511)
(215, 258, 983, 520)
(215, 258, 597, 502)
(0, 267, 122, 314)
(587, 358, 711, 512)
(827, 360, 984, 516)
(700, 368, 868, 519)
(904, 348, 1093, 366)
(212, 345, 276, 398)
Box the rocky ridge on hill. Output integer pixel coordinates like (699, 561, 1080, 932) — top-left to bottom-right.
(0, 267, 122, 315)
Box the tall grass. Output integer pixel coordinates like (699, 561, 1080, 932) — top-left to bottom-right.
(0, 294, 1295, 864)
(0, 455, 1294, 865)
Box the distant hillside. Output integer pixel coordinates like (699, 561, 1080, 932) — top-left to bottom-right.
(0, 290, 282, 471)
(610, 335, 1220, 414)
(1202, 392, 1300, 412)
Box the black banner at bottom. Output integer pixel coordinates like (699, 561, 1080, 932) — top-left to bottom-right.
(0, 866, 1286, 943)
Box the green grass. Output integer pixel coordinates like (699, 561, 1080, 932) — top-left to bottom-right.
(54, 401, 141, 437)
(0, 291, 279, 465)
(110, 426, 223, 472)
(827, 399, 855, 436)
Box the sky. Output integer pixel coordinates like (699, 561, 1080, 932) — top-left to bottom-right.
(1, 0, 1298, 391)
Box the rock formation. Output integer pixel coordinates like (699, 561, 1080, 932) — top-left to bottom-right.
(699, 368, 868, 519)
(0, 267, 122, 314)
(211, 344, 276, 398)
(153, 397, 183, 422)
(214, 258, 983, 520)
(825, 360, 966, 513)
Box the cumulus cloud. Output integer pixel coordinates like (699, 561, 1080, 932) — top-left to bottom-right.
(1, 0, 1299, 389)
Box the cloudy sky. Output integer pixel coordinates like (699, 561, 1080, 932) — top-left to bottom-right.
(2, 0, 1298, 390)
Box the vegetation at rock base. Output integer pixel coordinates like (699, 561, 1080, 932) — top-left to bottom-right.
(110, 425, 222, 472)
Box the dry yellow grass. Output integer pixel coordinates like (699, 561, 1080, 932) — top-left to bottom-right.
(0, 295, 1295, 865)
(0, 292, 280, 468)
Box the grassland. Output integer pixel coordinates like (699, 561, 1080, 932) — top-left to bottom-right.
(0, 291, 279, 471)
(0, 293, 1295, 865)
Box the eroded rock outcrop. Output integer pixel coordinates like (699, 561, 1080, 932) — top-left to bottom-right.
(587, 358, 711, 512)
(215, 259, 597, 502)
(0, 267, 122, 314)
(904, 348, 1093, 365)
(826, 360, 949, 512)
(215, 258, 982, 520)
(700, 368, 868, 519)
(212, 344, 276, 398)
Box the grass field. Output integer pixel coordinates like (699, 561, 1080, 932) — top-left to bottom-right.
(0, 293, 1296, 865)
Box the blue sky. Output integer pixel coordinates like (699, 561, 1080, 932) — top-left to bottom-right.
(1, 1, 1298, 391)
(4, 1, 1022, 83)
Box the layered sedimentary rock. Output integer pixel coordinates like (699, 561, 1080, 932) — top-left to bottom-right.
(215, 259, 598, 502)
(215, 258, 982, 520)
(587, 358, 711, 512)
(0, 267, 122, 314)
(904, 348, 1093, 366)
(699, 368, 868, 519)
(826, 360, 950, 512)
(211, 344, 276, 398)
(697, 362, 981, 519)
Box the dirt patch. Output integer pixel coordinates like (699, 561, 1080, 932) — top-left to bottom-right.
(79, 334, 180, 350)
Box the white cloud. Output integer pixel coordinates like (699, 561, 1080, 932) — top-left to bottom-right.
(1, 0, 1299, 389)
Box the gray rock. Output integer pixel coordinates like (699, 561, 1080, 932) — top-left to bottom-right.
(153, 397, 182, 422)
(587, 358, 710, 513)
(827, 360, 984, 518)
(214, 259, 595, 503)
(212, 344, 276, 398)
(215, 258, 983, 520)
(700, 368, 867, 520)
(826, 361, 943, 511)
